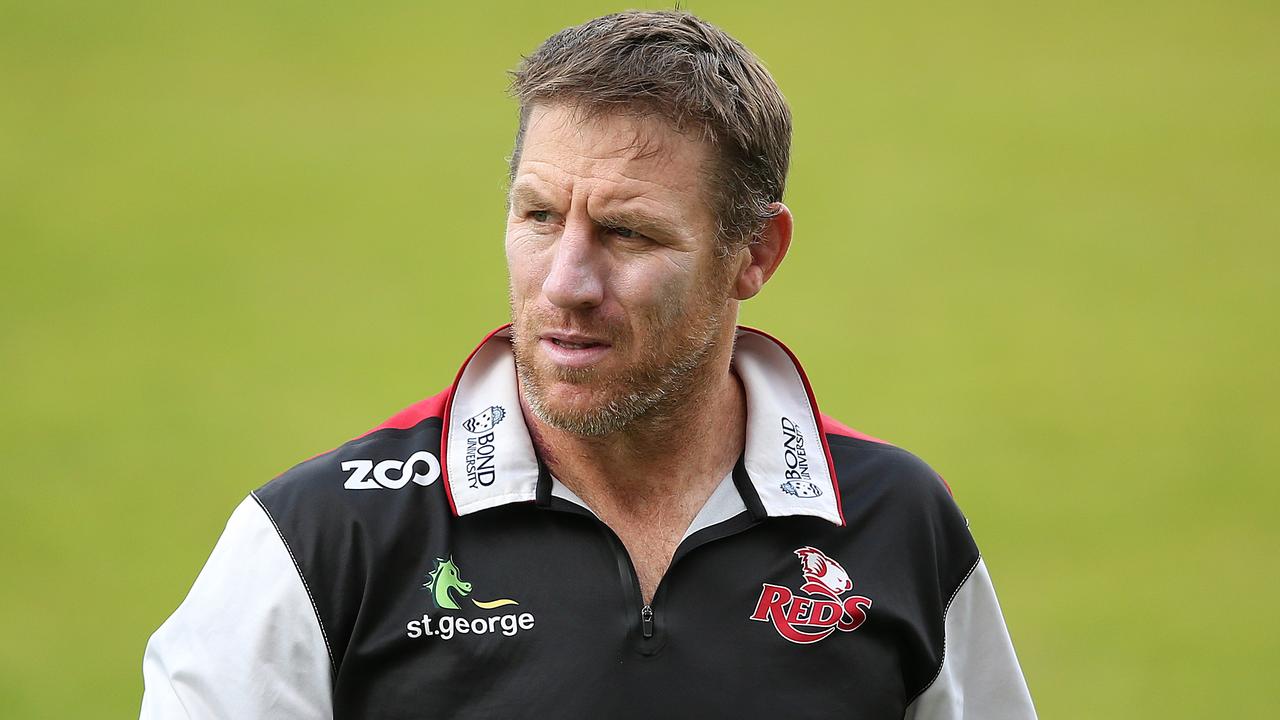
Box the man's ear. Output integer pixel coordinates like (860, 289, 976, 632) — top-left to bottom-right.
(732, 202, 793, 301)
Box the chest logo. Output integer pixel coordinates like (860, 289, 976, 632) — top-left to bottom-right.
(424, 557, 518, 610)
(407, 557, 534, 642)
(749, 546, 873, 644)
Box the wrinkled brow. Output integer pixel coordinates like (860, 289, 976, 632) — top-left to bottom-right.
(592, 207, 682, 239)
(507, 183, 554, 211)
(508, 183, 682, 239)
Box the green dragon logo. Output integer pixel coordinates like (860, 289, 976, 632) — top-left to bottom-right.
(423, 557, 518, 610)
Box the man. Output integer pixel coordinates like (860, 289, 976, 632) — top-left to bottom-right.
(142, 11, 1035, 719)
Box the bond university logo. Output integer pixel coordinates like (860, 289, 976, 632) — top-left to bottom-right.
(406, 556, 535, 641)
(779, 416, 821, 498)
(749, 547, 873, 644)
(463, 406, 506, 433)
(463, 406, 505, 488)
(781, 480, 822, 498)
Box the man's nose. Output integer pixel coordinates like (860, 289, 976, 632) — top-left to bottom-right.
(542, 218, 605, 309)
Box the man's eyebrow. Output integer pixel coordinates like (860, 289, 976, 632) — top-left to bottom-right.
(594, 207, 681, 238)
(509, 184, 682, 238)
(507, 184, 553, 210)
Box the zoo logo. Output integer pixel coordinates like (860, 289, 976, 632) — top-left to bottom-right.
(342, 451, 440, 490)
(423, 557, 518, 610)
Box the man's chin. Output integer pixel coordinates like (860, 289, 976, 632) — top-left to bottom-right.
(529, 380, 609, 414)
(518, 376, 642, 437)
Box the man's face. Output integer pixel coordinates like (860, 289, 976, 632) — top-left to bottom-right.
(505, 104, 735, 436)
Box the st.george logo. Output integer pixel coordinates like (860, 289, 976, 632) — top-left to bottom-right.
(422, 557, 518, 610)
(342, 451, 440, 490)
(406, 556, 534, 641)
(749, 546, 873, 644)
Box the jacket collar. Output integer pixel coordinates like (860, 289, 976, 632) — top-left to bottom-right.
(440, 325, 844, 526)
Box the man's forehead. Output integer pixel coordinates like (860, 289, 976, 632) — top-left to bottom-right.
(519, 104, 711, 189)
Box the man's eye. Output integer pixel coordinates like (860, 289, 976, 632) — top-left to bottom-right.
(609, 226, 639, 239)
(529, 210, 552, 223)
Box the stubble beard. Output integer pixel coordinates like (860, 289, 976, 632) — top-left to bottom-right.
(510, 281, 731, 438)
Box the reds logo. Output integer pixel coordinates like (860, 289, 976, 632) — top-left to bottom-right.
(749, 546, 873, 644)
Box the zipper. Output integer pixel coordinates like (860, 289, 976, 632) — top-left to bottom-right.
(541, 487, 762, 652)
(582, 518, 667, 650)
(589, 509, 763, 652)
(596, 523, 661, 649)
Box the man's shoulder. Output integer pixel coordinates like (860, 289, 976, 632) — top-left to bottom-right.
(235, 388, 454, 672)
(253, 387, 453, 518)
(819, 413, 964, 525)
(820, 412, 979, 606)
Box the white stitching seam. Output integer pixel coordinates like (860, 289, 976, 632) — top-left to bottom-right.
(158, 665, 195, 718)
(906, 554, 982, 706)
(249, 491, 338, 677)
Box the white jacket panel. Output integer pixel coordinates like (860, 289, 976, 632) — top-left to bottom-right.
(140, 495, 333, 719)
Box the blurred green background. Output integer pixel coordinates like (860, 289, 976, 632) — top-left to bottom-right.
(2, 1, 1276, 717)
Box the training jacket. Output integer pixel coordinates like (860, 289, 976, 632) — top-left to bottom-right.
(141, 326, 1037, 719)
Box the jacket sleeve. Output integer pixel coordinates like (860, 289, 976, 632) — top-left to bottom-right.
(140, 495, 334, 719)
(904, 558, 1037, 720)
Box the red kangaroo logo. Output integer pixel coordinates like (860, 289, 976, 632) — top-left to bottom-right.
(749, 546, 873, 644)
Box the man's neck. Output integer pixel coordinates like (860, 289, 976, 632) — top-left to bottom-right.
(519, 335, 746, 603)
(521, 357, 746, 520)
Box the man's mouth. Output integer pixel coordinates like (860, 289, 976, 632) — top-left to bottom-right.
(549, 338, 605, 350)
(543, 332, 611, 349)
(538, 332, 613, 368)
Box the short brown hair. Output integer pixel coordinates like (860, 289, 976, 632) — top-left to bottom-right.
(509, 10, 792, 252)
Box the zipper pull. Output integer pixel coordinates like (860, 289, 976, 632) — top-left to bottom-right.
(641, 604, 655, 639)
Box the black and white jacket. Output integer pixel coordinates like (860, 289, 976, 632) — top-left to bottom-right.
(141, 326, 1036, 719)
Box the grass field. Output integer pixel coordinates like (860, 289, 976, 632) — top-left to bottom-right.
(2, 1, 1277, 717)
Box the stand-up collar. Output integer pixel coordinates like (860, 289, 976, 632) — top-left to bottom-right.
(441, 325, 844, 526)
